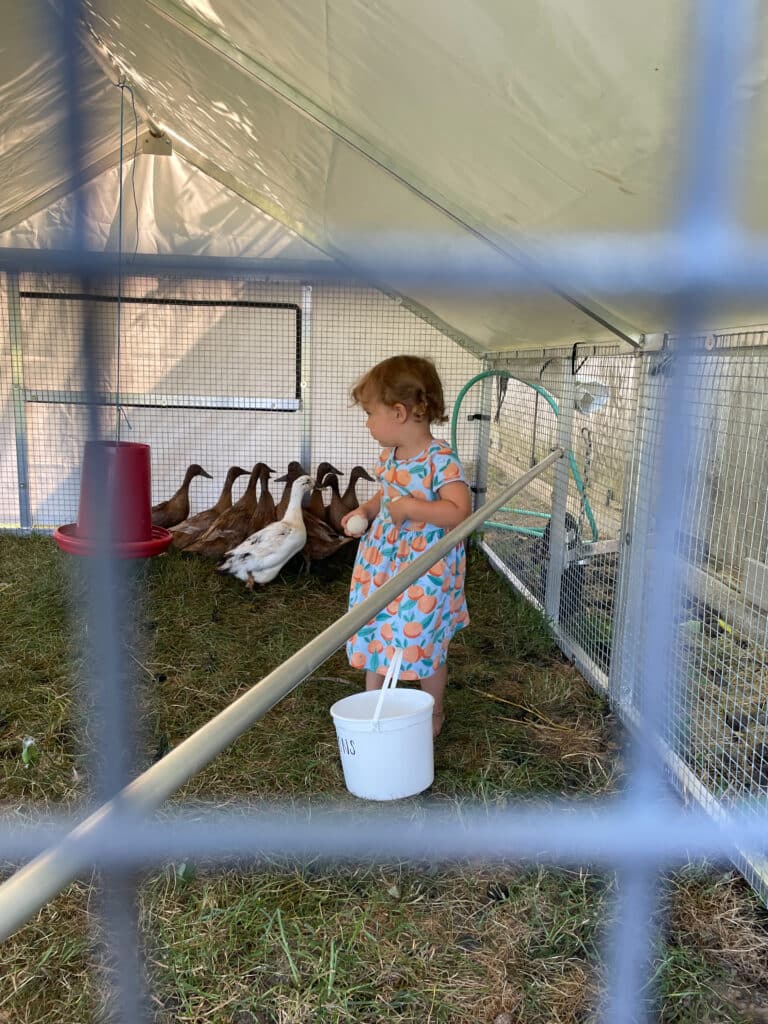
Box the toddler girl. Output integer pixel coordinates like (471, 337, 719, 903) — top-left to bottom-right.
(341, 355, 471, 737)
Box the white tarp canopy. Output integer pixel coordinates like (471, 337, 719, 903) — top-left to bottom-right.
(2, 0, 768, 352)
(1, 154, 326, 261)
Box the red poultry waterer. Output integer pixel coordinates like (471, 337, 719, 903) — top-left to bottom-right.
(53, 441, 173, 558)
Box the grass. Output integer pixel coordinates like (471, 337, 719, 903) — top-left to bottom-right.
(2, 533, 768, 1022)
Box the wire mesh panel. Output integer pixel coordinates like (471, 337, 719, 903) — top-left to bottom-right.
(309, 283, 480, 506)
(613, 338, 768, 898)
(472, 337, 768, 901)
(473, 356, 561, 609)
(474, 347, 638, 691)
(476, 331, 768, 909)
(0, 274, 22, 528)
(12, 272, 304, 529)
(3, 272, 481, 532)
(561, 350, 639, 685)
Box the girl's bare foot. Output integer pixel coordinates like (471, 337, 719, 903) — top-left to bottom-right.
(432, 710, 445, 738)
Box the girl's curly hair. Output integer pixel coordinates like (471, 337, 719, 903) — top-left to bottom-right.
(350, 355, 447, 423)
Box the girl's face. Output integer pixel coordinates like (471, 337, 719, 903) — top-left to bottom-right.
(363, 400, 405, 447)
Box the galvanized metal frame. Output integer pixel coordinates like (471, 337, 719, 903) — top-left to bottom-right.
(21, 285, 305, 404)
(300, 282, 313, 470)
(20, 388, 301, 412)
(7, 272, 31, 531)
(544, 361, 576, 624)
(481, 334, 768, 909)
(611, 349, 658, 715)
(4, 281, 308, 531)
(467, 355, 493, 513)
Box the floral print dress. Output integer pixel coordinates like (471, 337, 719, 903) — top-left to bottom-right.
(346, 439, 470, 680)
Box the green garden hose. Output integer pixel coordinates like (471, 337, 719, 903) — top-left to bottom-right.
(451, 369, 599, 542)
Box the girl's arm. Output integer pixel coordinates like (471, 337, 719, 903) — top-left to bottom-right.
(389, 481, 471, 530)
(340, 487, 382, 533)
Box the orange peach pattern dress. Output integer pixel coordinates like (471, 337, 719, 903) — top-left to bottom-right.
(346, 439, 470, 679)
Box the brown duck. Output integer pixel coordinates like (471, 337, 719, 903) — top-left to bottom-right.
(247, 466, 277, 533)
(186, 462, 272, 558)
(152, 464, 212, 528)
(169, 465, 248, 550)
(340, 465, 375, 513)
(274, 461, 308, 520)
(302, 507, 353, 570)
(320, 473, 348, 535)
(307, 461, 342, 519)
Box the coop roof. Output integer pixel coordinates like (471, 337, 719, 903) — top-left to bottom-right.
(2, 1, 767, 353)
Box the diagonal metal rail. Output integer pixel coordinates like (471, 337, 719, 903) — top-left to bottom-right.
(0, 448, 564, 939)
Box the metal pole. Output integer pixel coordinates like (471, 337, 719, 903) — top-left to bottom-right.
(545, 363, 576, 623)
(0, 449, 564, 938)
(610, 356, 659, 716)
(115, 81, 125, 443)
(299, 283, 312, 471)
(470, 356, 493, 514)
(610, 349, 648, 713)
(7, 272, 32, 531)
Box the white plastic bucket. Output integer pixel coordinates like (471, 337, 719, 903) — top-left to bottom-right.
(330, 649, 434, 800)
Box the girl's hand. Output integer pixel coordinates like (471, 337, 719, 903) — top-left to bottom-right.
(341, 508, 368, 537)
(343, 488, 382, 533)
(388, 497, 420, 527)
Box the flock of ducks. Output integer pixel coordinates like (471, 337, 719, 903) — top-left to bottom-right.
(150, 461, 374, 588)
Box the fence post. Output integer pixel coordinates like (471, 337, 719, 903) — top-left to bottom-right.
(300, 283, 312, 472)
(545, 361, 576, 624)
(469, 356, 494, 513)
(611, 351, 657, 714)
(8, 272, 31, 531)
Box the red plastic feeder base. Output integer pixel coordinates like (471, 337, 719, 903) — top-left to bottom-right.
(55, 440, 171, 559)
(53, 524, 173, 559)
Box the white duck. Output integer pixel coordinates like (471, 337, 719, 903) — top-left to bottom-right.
(217, 475, 313, 588)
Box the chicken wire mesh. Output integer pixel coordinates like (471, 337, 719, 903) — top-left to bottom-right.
(0, 278, 20, 528)
(473, 347, 636, 688)
(612, 335, 768, 896)
(1, 270, 480, 533)
(472, 334, 768, 899)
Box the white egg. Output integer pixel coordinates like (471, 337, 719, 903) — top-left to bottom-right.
(346, 513, 369, 537)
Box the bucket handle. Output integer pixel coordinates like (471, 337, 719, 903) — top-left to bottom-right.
(370, 647, 404, 730)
